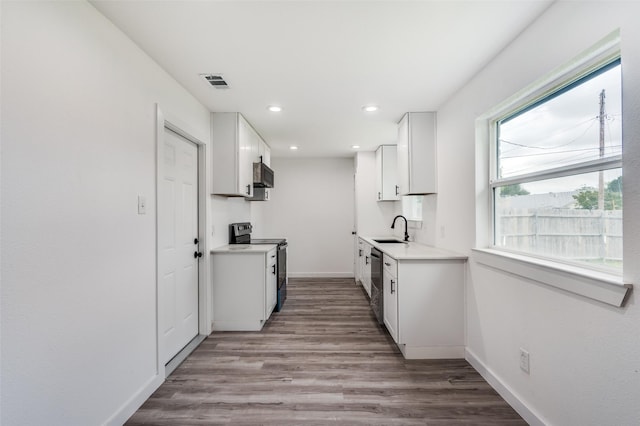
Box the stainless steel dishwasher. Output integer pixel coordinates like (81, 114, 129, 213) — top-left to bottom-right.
(370, 247, 383, 324)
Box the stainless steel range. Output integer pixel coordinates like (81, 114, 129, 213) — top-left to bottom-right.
(229, 222, 287, 311)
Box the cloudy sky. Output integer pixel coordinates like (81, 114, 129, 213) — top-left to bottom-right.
(498, 62, 622, 195)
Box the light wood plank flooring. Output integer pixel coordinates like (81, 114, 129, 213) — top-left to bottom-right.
(126, 278, 525, 425)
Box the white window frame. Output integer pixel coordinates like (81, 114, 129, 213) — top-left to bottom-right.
(473, 30, 632, 307)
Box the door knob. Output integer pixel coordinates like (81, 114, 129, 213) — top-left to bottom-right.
(194, 251, 203, 258)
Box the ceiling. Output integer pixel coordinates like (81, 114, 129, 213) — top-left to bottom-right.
(91, 0, 553, 158)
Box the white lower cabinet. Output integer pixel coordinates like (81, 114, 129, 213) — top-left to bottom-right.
(355, 239, 364, 284)
(212, 247, 278, 331)
(266, 249, 277, 315)
(356, 237, 372, 296)
(382, 255, 398, 342)
(384, 256, 465, 359)
(362, 241, 372, 297)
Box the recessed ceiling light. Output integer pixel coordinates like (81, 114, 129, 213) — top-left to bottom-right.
(289, 145, 299, 150)
(352, 145, 361, 149)
(362, 105, 379, 112)
(268, 105, 282, 112)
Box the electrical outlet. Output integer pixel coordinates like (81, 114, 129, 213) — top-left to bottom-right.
(520, 348, 530, 374)
(137, 195, 146, 215)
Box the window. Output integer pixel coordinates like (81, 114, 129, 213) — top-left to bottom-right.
(402, 195, 423, 221)
(491, 59, 622, 273)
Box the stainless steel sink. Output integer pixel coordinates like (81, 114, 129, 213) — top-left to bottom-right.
(373, 238, 407, 244)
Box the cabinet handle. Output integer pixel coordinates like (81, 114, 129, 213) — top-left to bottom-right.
(194, 251, 203, 259)
(378, 192, 381, 200)
(246, 184, 251, 195)
(391, 279, 395, 294)
(272, 264, 276, 275)
(365, 256, 369, 265)
(384, 262, 391, 266)
(395, 185, 399, 195)
(194, 238, 199, 244)
(359, 249, 363, 257)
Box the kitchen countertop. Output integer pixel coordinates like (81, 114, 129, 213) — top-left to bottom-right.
(211, 244, 277, 254)
(360, 236, 467, 261)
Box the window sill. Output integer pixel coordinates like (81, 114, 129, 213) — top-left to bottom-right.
(471, 248, 632, 307)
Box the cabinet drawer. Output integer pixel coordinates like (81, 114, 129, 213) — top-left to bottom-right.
(383, 254, 397, 277)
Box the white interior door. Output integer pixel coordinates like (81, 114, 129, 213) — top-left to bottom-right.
(159, 127, 199, 364)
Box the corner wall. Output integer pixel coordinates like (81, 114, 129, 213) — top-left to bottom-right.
(419, 2, 640, 424)
(0, 1, 250, 424)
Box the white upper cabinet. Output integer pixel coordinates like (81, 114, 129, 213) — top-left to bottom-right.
(375, 145, 399, 201)
(258, 139, 271, 166)
(211, 112, 254, 197)
(396, 112, 437, 195)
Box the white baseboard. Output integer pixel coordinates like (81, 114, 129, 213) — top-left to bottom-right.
(212, 320, 264, 331)
(105, 373, 164, 426)
(465, 348, 548, 426)
(399, 344, 465, 359)
(288, 272, 355, 278)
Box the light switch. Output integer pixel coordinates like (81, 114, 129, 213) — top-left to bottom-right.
(138, 195, 146, 215)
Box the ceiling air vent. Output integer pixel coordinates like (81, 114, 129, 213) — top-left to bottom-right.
(201, 74, 229, 89)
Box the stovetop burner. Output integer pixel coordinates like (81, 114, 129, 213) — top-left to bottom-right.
(250, 238, 287, 246)
(229, 223, 286, 246)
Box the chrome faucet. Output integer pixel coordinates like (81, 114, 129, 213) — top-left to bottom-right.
(391, 215, 410, 242)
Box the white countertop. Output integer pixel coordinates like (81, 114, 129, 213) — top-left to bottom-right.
(211, 244, 277, 254)
(360, 236, 467, 261)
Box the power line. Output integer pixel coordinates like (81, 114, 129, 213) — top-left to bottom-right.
(501, 144, 621, 159)
(499, 116, 599, 150)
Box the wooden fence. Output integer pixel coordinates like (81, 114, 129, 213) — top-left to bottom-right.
(496, 209, 622, 262)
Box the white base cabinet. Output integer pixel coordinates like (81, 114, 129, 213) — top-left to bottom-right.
(212, 247, 277, 331)
(356, 239, 364, 284)
(361, 239, 372, 297)
(382, 254, 398, 342)
(385, 258, 465, 359)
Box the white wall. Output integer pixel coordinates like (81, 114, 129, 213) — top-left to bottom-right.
(354, 152, 397, 237)
(251, 157, 354, 277)
(0, 1, 250, 425)
(416, 2, 640, 424)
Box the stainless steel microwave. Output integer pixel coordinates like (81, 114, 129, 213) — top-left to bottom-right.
(253, 161, 274, 188)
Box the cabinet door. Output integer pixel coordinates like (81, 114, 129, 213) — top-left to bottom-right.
(259, 140, 271, 166)
(396, 114, 410, 196)
(379, 145, 399, 201)
(265, 248, 277, 318)
(212, 112, 246, 196)
(408, 112, 436, 194)
(396, 112, 437, 195)
(375, 147, 383, 201)
(363, 243, 372, 297)
(237, 115, 254, 197)
(356, 239, 364, 283)
(383, 268, 398, 342)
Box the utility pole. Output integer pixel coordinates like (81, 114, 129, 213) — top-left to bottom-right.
(598, 89, 605, 210)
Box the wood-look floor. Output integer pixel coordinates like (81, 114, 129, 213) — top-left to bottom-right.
(126, 278, 525, 425)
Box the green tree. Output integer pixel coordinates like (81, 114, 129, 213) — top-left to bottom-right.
(573, 177, 622, 210)
(573, 186, 598, 210)
(606, 176, 622, 209)
(500, 184, 530, 197)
